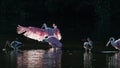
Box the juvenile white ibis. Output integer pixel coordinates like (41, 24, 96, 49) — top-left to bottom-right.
(83, 38, 93, 52)
(10, 41, 23, 50)
(2, 40, 23, 51)
(106, 37, 120, 50)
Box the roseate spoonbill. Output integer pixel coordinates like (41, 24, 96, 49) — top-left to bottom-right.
(83, 38, 93, 52)
(42, 23, 62, 48)
(17, 24, 61, 41)
(106, 37, 120, 50)
(17, 23, 62, 48)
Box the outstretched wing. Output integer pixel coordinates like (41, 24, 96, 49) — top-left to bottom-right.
(17, 25, 62, 41)
(115, 39, 120, 47)
(17, 25, 48, 41)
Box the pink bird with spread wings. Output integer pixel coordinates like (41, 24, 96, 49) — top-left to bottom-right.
(17, 24, 62, 42)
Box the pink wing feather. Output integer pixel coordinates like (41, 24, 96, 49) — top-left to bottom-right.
(17, 25, 62, 41)
(17, 25, 48, 41)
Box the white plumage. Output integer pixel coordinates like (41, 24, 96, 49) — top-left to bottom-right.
(83, 38, 93, 52)
(106, 37, 120, 50)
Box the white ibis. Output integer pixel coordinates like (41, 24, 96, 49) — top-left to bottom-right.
(106, 37, 120, 50)
(83, 38, 93, 52)
(2, 40, 23, 51)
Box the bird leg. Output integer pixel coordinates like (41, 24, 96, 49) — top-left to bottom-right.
(89, 49, 91, 53)
(85, 48, 87, 52)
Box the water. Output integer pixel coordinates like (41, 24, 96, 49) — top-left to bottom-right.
(0, 47, 120, 68)
(0, 36, 120, 68)
(0, 48, 62, 68)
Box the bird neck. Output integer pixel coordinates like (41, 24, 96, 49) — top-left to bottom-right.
(111, 40, 115, 46)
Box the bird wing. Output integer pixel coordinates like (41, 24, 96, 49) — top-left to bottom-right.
(17, 25, 62, 41)
(17, 25, 48, 41)
(115, 39, 120, 46)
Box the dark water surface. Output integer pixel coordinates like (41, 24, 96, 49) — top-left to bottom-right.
(0, 47, 120, 68)
(0, 36, 120, 68)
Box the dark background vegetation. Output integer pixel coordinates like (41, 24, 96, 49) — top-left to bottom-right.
(0, 0, 120, 44)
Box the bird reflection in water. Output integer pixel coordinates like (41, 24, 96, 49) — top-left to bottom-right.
(17, 48, 62, 68)
(5, 50, 18, 68)
(83, 52, 93, 68)
(106, 52, 120, 68)
(5, 48, 62, 68)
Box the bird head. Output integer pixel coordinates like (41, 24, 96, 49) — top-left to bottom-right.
(106, 37, 115, 47)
